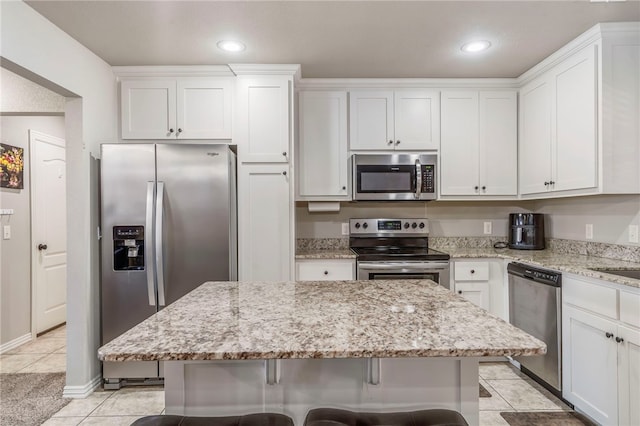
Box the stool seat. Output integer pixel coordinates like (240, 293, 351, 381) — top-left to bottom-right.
(304, 408, 468, 426)
(131, 413, 294, 426)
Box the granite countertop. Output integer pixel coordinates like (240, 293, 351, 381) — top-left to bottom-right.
(98, 280, 546, 362)
(296, 249, 356, 259)
(446, 248, 640, 289)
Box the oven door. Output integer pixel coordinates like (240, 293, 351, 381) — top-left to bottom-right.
(357, 261, 451, 290)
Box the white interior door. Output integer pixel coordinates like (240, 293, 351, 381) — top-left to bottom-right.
(30, 130, 66, 334)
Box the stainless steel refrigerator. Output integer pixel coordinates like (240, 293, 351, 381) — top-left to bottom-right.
(100, 143, 237, 387)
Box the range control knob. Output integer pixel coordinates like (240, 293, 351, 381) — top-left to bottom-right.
(355, 222, 361, 229)
(419, 222, 425, 229)
(411, 222, 417, 229)
(362, 223, 369, 229)
(404, 222, 410, 229)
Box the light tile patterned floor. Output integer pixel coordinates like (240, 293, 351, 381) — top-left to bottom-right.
(4, 326, 574, 425)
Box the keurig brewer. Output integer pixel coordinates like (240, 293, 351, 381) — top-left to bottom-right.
(509, 213, 545, 250)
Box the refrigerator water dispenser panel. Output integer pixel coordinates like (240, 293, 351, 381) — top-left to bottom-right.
(113, 226, 145, 270)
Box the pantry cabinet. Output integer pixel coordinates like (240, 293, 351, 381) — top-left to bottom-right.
(235, 75, 291, 163)
(120, 78, 233, 140)
(349, 90, 439, 151)
(297, 91, 349, 200)
(440, 91, 517, 197)
(562, 274, 640, 426)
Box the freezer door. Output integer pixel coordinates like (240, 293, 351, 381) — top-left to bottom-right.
(156, 144, 235, 305)
(101, 144, 158, 344)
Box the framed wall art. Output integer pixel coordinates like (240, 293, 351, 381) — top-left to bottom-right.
(0, 143, 25, 189)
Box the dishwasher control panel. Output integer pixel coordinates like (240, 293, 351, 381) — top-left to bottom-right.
(508, 262, 561, 287)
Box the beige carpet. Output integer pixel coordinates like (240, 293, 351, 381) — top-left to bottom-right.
(0, 373, 70, 426)
(500, 411, 596, 426)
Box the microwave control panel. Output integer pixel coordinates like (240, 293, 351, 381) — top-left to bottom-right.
(422, 165, 435, 193)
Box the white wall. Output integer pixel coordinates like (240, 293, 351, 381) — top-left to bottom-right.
(0, 67, 66, 113)
(0, 116, 65, 346)
(1, 1, 118, 394)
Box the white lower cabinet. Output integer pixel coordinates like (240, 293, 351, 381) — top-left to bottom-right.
(452, 259, 505, 320)
(562, 274, 640, 426)
(296, 259, 355, 281)
(238, 164, 292, 281)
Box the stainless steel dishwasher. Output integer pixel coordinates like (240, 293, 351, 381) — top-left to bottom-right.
(508, 262, 562, 397)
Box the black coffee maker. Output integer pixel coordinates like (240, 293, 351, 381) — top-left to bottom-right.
(509, 213, 545, 250)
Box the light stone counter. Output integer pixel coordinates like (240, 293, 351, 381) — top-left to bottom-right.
(444, 248, 640, 289)
(98, 279, 545, 362)
(295, 249, 356, 259)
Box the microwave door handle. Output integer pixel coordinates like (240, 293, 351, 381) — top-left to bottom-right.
(415, 160, 422, 199)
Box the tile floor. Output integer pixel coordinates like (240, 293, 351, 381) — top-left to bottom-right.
(1, 326, 574, 425)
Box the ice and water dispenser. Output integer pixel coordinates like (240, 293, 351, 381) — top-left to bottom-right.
(112, 226, 145, 270)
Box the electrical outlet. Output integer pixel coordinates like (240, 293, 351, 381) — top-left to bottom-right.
(3, 225, 10, 240)
(483, 222, 492, 235)
(586, 224, 593, 240)
(629, 225, 639, 243)
(341, 223, 349, 236)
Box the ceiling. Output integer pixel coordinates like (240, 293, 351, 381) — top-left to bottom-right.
(25, 1, 640, 79)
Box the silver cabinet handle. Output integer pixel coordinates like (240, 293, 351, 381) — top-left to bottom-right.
(155, 182, 166, 306)
(145, 182, 156, 306)
(415, 159, 422, 199)
(360, 262, 449, 271)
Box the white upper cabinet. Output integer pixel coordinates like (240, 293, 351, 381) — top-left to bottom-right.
(519, 25, 640, 198)
(349, 90, 439, 151)
(121, 78, 233, 140)
(441, 90, 517, 197)
(297, 91, 349, 200)
(236, 75, 291, 163)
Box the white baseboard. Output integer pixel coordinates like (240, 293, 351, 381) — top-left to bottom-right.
(0, 333, 32, 354)
(63, 375, 101, 399)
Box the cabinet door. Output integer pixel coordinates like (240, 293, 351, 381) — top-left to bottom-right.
(349, 91, 394, 150)
(121, 79, 176, 139)
(519, 77, 552, 195)
(238, 164, 291, 281)
(618, 324, 640, 426)
(441, 91, 479, 195)
(176, 78, 233, 139)
(479, 91, 517, 196)
(296, 260, 355, 281)
(394, 90, 439, 150)
(455, 282, 490, 311)
(298, 91, 349, 199)
(236, 76, 291, 162)
(562, 305, 618, 425)
(552, 45, 598, 192)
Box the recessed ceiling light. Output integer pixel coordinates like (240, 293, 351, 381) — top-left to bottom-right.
(461, 40, 492, 53)
(217, 40, 246, 53)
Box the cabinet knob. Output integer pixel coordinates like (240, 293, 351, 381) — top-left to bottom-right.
(324, 270, 328, 275)
(342, 186, 346, 191)
(616, 336, 624, 343)
(396, 140, 401, 145)
(470, 269, 475, 274)
(544, 181, 549, 186)
(549, 181, 555, 185)
(177, 128, 182, 134)
(474, 186, 479, 191)
(38, 243, 48, 251)
(282, 152, 287, 157)
(458, 290, 462, 294)
(388, 140, 394, 145)
(606, 332, 614, 339)
(282, 171, 287, 176)
(482, 186, 486, 191)
(169, 128, 174, 134)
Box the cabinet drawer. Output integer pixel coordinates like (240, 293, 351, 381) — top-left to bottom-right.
(620, 290, 640, 328)
(296, 260, 355, 281)
(563, 277, 618, 320)
(454, 262, 489, 281)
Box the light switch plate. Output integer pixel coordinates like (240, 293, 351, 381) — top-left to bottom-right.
(341, 223, 349, 235)
(629, 225, 639, 243)
(483, 222, 492, 235)
(3, 225, 10, 240)
(586, 224, 593, 240)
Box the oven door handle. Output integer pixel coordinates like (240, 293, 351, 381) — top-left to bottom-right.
(359, 262, 450, 270)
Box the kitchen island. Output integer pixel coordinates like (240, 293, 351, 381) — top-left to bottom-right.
(98, 280, 546, 425)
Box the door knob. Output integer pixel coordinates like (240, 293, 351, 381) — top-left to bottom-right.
(38, 244, 48, 251)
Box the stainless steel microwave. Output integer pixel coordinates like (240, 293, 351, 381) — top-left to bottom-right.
(352, 154, 437, 201)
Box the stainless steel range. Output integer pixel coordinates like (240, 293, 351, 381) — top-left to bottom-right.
(350, 218, 451, 289)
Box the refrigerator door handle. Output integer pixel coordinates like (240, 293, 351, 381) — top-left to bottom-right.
(145, 182, 156, 306)
(155, 181, 166, 306)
